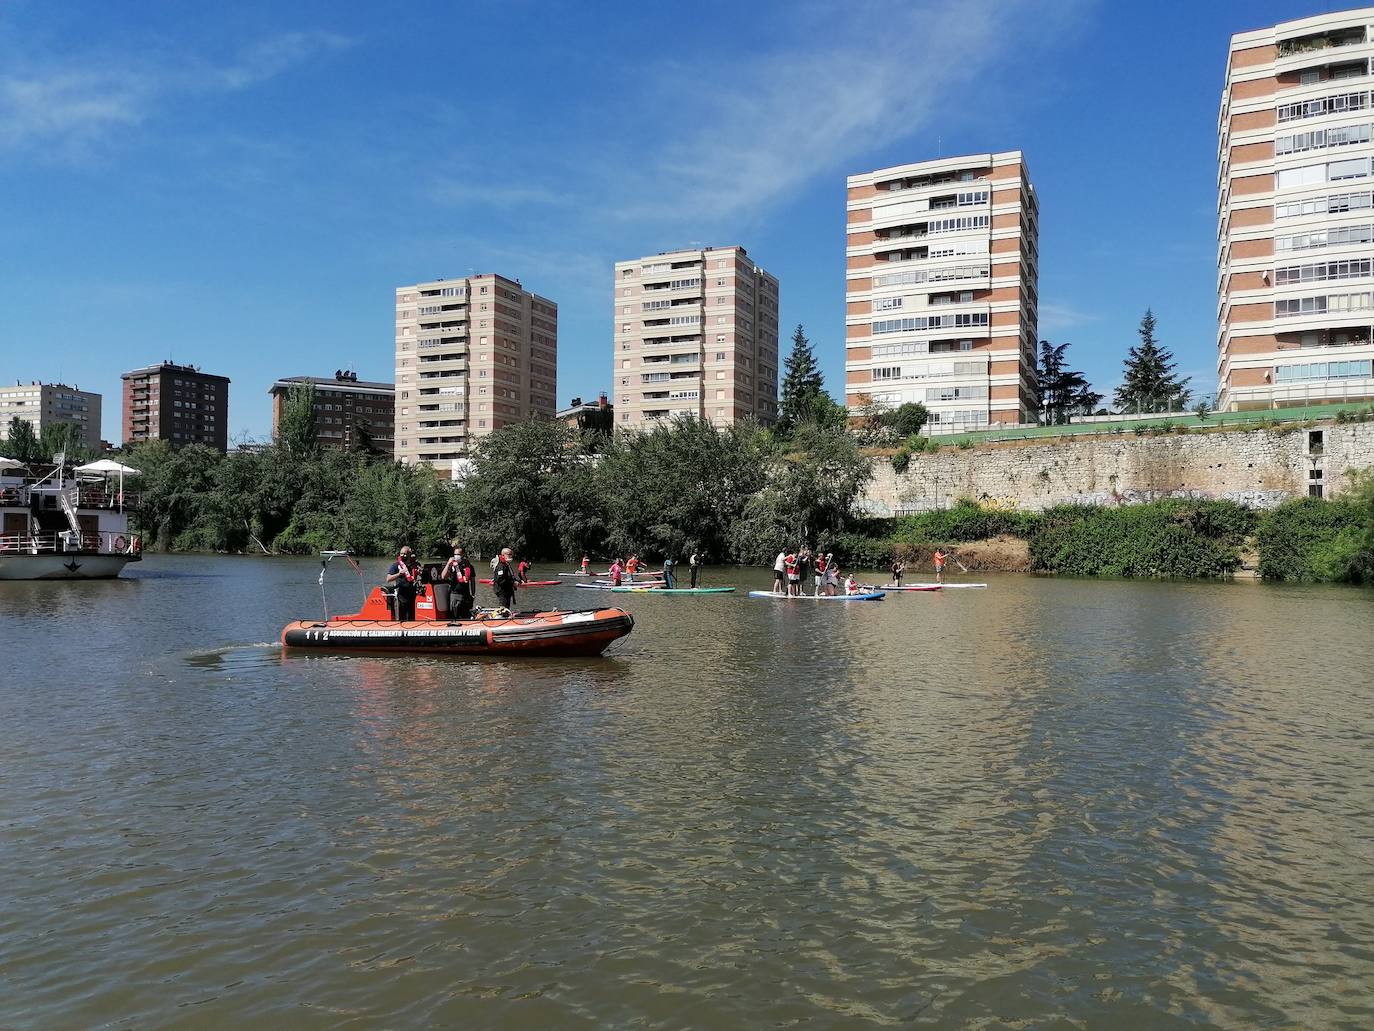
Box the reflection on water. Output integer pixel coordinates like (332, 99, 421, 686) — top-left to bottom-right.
(1, 555, 1371, 1028)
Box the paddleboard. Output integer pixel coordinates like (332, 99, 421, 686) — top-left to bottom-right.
(479, 579, 560, 587)
(748, 590, 884, 601)
(609, 586, 735, 594)
(906, 582, 987, 589)
(865, 584, 942, 592)
(576, 580, 666, 590)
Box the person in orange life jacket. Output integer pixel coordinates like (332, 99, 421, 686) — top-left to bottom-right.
(386, 546, 422, 620)
(491, 548, 518, 610)
(441, 544, 476, 619)
(625, 554, 640, 582)
(608, 558, 624, 586)
(933, 549, 948, 584)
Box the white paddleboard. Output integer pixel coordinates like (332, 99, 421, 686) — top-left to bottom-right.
(748, 590, 885, 601)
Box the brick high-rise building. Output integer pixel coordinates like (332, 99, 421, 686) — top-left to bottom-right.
(394, 274, 557, 475)
(613, 246, 779, 428)
(121, 362, 230, 450)
(1218, 8, 1374, 411)
(0, 382, 102, 452)
(844, 152, 1039, 431)
(269, 371, 395, 452)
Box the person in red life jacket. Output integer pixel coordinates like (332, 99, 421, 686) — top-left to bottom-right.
(608, 557, 624, 586)
(440, 544, 476, 619)
(386, 546, 422, 620)
(784, 551, 800, 596)
(580, 554, 591, 575)
(517, 557, 531, 584)
(491, 548, 518, 611)
(813, 552, 828, 597)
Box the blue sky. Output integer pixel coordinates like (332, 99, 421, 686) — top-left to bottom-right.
(0, 0, 1345, 443)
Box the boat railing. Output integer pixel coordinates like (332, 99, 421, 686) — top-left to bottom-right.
(1, 484, 139, 511)
(0, 530, 142, 556)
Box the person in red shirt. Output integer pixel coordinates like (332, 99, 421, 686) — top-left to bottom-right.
(784, 552, 800, 596)
(626, 554, 639, 582)
(517, 558, 531, 584)
(609, 558, 624, 586)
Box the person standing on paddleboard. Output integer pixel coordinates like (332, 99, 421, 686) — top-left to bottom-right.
(609, 557, 624, 587)
(662, 555, 676, 589)
(891, 557, 905, 587)
(689, 550, 700, 588)
(580, 554, 590, 575)
(773, 550, 787, 593)
(932, 549, 947, 584)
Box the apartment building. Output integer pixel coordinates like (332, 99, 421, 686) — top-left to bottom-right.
(269, 371, 395, 452)
(844, 152, 1040, 431)
(613, 246, 779, 428)
(1219, 8, 1374, 411)
(0, 382, 102, 452)
(121, 363, 230, 450)
(394, 274, 557, 474)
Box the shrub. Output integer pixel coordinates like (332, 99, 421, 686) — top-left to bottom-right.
(1028, 500, 1255, 578)
(892, 500, 1042, 545)
(1256, 491, 1370, 582)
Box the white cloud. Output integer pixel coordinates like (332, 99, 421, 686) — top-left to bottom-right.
(1039, 302, 1101, 333)
(428, 0, 1091, 235)
(0, 31, 354, 157)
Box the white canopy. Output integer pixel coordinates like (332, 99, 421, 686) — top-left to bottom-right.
(75, 459, 142, 476)
(0, 457, 24, 471)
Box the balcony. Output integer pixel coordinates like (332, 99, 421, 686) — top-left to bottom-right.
(1278, 27, 1367, 58)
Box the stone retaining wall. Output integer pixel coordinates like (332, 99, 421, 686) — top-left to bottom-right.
(859, 419, 1374, 515)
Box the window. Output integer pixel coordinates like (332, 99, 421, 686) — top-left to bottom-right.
(1277, 162, 1329, 189)
(926, 214, 990, 235)
(872, 366, 902, 380)
(1275, 359, 1373, 380)
(1329, 157, 1372, 181)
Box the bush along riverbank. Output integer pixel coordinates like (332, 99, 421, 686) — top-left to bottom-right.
(845, 485, 1374, 584)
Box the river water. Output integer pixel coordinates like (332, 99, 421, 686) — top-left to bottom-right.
(2, 555, 1372, 1028)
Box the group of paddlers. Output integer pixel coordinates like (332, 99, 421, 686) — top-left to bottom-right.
(585, 551, 705, 590)
(772, 548, 858, 596)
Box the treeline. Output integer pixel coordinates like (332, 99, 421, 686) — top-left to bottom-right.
(128, 414, 875, 562)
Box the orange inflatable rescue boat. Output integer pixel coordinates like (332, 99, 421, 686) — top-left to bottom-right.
(280, 552, 634, 657)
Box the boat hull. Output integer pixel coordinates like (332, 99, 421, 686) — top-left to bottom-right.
(280, 607, 635, 656)
(0, 553, 134, 580)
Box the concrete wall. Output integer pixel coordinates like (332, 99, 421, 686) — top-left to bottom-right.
(859, 419, 1374, 515)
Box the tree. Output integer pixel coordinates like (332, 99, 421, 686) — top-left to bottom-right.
(884, 402, 929, 437)
(1114, 310, 1191, 413)
(39, 421, 96, 464)
(2, 416, 41, 463)
(1037, 340, 1103, 425)
(277, 382, 318, 456)
(778, 324, 824, 432)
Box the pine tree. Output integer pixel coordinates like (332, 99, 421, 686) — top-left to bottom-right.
(779, 324, 824, 431)
(1114, 309, 1191, 413)
(1038, 340, 1103, 425)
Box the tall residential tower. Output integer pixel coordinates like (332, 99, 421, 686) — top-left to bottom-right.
(1219, 8, 1374, 410)
(613, 246, 779, 428)
(394, 274, 557, 474)
(844, 152, 1039, 430)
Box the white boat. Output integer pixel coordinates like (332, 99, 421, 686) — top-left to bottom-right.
(0, 457, 143, 580)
